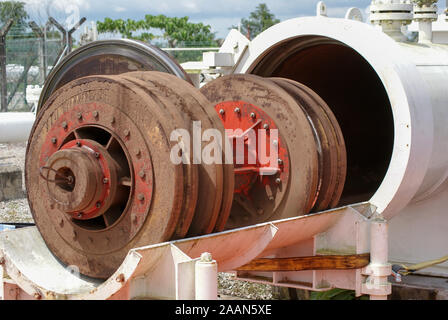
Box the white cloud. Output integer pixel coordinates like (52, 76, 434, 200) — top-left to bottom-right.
(114, 6, 127, 13)
(3, 0, 446, 38)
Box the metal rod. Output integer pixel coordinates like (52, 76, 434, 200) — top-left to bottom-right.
(48, 17, 86, 64)
(68, 18, 86, 52)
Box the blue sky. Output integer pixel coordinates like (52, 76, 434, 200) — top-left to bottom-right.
(6, 0, 448, 39)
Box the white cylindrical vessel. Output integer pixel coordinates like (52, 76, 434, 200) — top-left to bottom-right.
(195, 252, 218, 300)
(0, 112, 35, 144)
(234, 16, 448, 219)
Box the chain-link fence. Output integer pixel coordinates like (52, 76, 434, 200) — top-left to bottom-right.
(0, 18, 81, 113)
(3, 22, 63, 112)
(2, 23, 219, 113)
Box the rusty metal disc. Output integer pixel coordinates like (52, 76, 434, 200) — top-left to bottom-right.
(37, 39, 192, 114)
(270, 78, 347, 210)
(117, 71, 228, 237)
(200, 74, 319, 229)
(26, 75, 185, 278)
(118, 72, 199, 239)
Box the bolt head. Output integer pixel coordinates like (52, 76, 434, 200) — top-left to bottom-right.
(263, 123, 269, 130)
(77, 212, 83, 218)
(278, 158, 283, 165)
(234, 107, 241, 113)
(124, 129, 130, 137)
(62, 121, 68, 129)
(103, 177, 109, 184)
(51, 137, 57, 144)
(250, 112, 256, 119)
(76, 141, 82, 147)
(139, 170, 145, 178)
(94, 152, 100, 158)
(96, 202, 101, 208)
(219, 109, 225, 115)
(76, 112, 82, 120)
(275, 178, 281, 184)
(137, 193, 145, 201)
(93, 111, 99, 118)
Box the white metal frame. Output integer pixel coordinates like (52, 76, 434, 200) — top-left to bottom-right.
(0, 203, 390, 300)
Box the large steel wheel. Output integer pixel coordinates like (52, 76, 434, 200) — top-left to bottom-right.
(200, 74, 347, 229)
(200, 74, 321, 229)
(27, 75, 187, 278)
(37, 40, 191, 114)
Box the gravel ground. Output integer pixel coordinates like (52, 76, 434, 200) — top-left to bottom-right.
(218, 273, 279, 300)
(0, 142, 33, 223)
(0, 142, 280, 299)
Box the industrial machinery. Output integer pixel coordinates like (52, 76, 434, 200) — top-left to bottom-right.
(1, 0, 448, 300)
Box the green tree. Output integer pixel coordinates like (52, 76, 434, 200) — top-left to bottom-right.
(144, 15, 216, 47)
(234, 3, 280, 40)
(96, 15, 216, 47)
(96, 17, 155, 42)
(0, 1, 28, 29)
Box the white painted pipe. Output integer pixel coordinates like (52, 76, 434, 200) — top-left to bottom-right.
(418, 20, 433, 43)
(195, 252, 217, 300)
(0, 112, 35, 143)
(234, 16, 448, 220)
(369, 218, 390, 300)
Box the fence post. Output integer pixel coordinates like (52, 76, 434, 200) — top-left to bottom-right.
(0, 19, 13, 112)
(29, 21, 47, 84)
(48, 17, 86, 67)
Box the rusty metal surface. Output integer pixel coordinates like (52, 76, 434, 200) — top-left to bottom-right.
(121, 71, 230, 237)
(117, 73, 198, 239)
(200, 74, 319, 228)
(26, 74, 185, 278)
(37, 40, 192, 115)
(270, 78, 347, 211)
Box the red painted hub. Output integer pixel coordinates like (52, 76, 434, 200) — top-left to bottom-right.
(215, 101, 290, 197)
(42, 139, 115, 220)
(37, 102, 154, 235)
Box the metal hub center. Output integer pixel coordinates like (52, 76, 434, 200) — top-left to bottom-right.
(43, 139, 119, 220)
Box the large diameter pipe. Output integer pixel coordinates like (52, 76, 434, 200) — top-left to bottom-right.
(234, 16, 448, 220)
(0, 112, 35, 143)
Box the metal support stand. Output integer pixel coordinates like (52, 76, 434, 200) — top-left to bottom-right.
(195, 253, 218, 300)
(361, 215, 392, 300)
(0, 203, 392, 300)
(0, 19, 13, 112)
